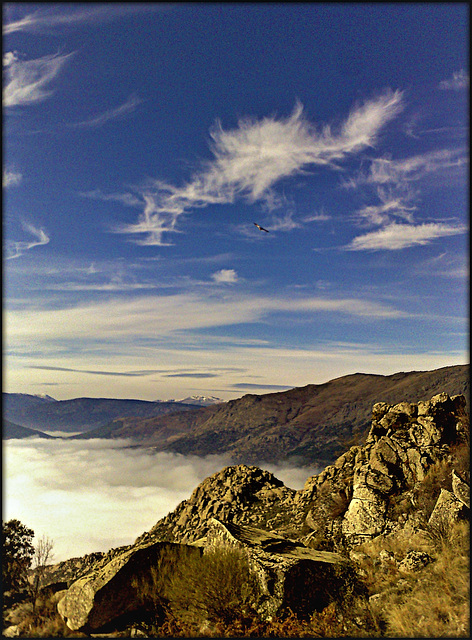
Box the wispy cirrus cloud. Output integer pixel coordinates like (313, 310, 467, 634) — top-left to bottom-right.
(6, 222, 50, 260)
(414, 252, 469, 279)
(3, 50, 74, 107)
(341, 147, 468, 249)
(438, 69, 469, 91)
(3, 4, 167, 35)
(354, 190, 417, 226)
(68, 95, 143, 129)
(345, 148, 468, 189)
(30, 365, 163, 377)
(4, 292, 410, 359)
(79, 188, 143, 208)
(345, 222, 467, 251)
(111, 91, 403, 245)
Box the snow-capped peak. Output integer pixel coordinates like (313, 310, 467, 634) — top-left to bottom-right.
(156, 395, 224, 406)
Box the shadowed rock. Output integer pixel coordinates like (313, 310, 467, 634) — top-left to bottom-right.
(202, 518, 360, 619)
(57, 539, 201, 632)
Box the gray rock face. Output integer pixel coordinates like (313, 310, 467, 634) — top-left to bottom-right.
(452, 469, 470, 508)
(57, 539, 201, 632)
(137, 465, 297, 546)
(428, 488, 467, 530)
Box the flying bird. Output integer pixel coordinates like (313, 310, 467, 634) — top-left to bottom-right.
(254, 223, 269, 232)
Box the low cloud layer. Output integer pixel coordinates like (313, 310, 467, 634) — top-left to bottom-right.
(3, 438, 321, 563)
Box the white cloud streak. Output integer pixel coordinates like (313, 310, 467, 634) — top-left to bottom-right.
(3, 51, 74, 107)
(3, 5, 165, 35)
(68, 94, 143, 128)
(345, 222, 467, 251)
(6, 222, 50, 260)
(113, 91, 403, 245)
(4, 292, 409, 351)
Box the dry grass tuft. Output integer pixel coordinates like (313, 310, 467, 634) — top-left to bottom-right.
(363, 520, 469, 638)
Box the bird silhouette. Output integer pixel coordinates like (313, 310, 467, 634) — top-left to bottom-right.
(254, 223, 269, 232)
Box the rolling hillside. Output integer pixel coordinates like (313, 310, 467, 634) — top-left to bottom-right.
(75, 364, 469, 464)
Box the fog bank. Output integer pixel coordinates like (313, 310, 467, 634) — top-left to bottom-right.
(3, 438, 322, 563)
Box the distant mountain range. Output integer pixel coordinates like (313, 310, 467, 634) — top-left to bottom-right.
(4, 366, 468, 462)
(2, 395, 201, 434)
(73, 364, 468, 464)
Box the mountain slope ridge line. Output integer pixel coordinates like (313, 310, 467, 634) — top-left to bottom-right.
(72, 364, 469, 464)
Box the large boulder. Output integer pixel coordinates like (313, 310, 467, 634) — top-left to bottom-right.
(203, 518, 359, 620)
(428, 488, 468, 530)
(57, 538, 201, 632)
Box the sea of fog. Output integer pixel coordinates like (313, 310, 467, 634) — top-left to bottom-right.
(3, 437, 322, 563)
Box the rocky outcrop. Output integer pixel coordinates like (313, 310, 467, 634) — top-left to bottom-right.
(57, 539, 201, 632)
(300, 393, 468, 544)
(137, 465, 297, 546)
(203, 519, 359, 619)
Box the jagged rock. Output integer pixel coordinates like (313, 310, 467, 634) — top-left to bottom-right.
(342, 484, 387, 538)
(428, 488, 467, 530)
(40, 550, 124, 589)
(452, 469, 470, 508)
(398, 550, 433, 572)
(2, 625, 20, 637)
(203, 518, 360, 619)
(136, 465, 297, 546)
(57, 539, 202, 632)
(340, 394, 468, 540)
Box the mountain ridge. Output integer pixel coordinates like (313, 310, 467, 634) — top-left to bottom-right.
(3, 419, 56, 440)
(2, 396, 200, 434)
(73, 364, 469, 464)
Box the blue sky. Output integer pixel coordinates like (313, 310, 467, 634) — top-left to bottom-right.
(3, 3, 469, 402)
